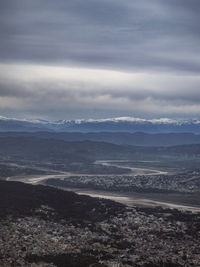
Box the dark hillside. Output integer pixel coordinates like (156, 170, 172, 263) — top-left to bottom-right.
(0, 181, 124, 222)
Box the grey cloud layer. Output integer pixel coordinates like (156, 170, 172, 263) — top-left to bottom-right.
(1, 0, 200, 73)
(0, 1, 200, 119)
(0, 63, 200, 119)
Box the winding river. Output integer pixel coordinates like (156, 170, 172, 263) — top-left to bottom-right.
(6, 160, 200, 213)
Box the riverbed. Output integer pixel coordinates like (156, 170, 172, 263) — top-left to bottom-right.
(6, 160, 200, 213)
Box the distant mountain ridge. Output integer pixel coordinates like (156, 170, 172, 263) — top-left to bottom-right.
(1, 136, 200, 164)
(2, 131, 200, 147)
(1, 115, 200, 133)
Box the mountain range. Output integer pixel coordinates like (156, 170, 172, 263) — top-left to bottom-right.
(1, 116, 200, 133)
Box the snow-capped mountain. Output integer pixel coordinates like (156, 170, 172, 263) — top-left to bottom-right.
(1, 115, 200, 133)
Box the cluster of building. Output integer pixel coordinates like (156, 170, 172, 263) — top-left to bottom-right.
(57, 170, 200, 193)
(0, 205, 200, 266)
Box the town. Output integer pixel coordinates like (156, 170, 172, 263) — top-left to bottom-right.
(46, 168, 200, 194)
(1, 203, 200, 266)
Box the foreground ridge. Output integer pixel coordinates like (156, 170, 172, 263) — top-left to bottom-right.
(0, 181, 200, 267)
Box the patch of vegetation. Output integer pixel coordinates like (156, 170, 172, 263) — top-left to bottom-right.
(26, 253, 106, 267)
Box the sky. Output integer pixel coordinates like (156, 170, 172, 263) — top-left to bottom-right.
(0, 0, 200, 120)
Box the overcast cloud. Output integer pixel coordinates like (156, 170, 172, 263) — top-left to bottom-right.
(0, 0, 200, 120)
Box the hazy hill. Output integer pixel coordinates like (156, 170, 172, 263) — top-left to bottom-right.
(1, 136, 200, 164)
(0, 136, 134, 163)
(1, 131, 200, 147)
